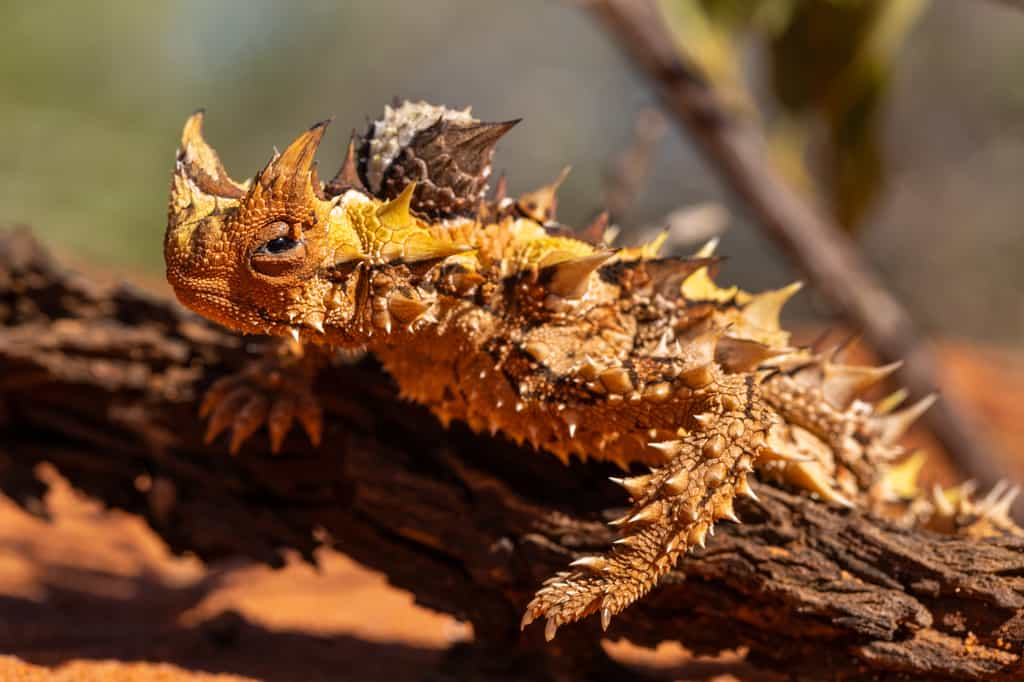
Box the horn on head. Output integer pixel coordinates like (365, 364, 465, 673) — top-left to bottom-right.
(250, 119, 331, 206)
(177, 110, 246, 199)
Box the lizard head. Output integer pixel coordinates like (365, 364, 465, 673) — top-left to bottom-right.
(165, 111, 472, 345)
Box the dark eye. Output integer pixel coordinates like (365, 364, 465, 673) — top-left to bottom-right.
(251, 222, 308, 277)
(261, 236, 300, 254)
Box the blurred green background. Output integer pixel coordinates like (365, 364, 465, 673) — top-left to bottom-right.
(1, 0, 1022, 343)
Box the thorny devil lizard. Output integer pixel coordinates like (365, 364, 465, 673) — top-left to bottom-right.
(164, 100, 1022, 640)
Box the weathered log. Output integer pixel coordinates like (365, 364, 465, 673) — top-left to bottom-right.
(1, 229, 1022, 681)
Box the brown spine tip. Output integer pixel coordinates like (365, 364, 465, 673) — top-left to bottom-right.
(175, 109, 246, 199)
(516, 166, 571, 224)
(325, 130, 367, 196)
(359, 101, 519, 217)
(251, 120, 330, 202)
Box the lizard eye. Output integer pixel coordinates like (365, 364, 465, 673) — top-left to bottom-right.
(251, 221, 308, 277)
(261, 236, 300, 254)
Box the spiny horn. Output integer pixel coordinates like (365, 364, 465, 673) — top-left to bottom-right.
(677, 320, 726, 368)
(440, 119, 519, 170)
(517, 165, 571, 224)
(680, 247, 734, 302)
(177, 110, 245, 199)
(397, 234, 475, 265)
(325, 130, 366, 195)
(783, 461, 854, 508)
(878, 449, 927, 500)
(541, 250, 615, 299)
(388, 294, 430, 324)
(377, 181, 418, 229)
(642, 257, 721, 299)
(637, 230, 669, 258)
(875, 388, 909, 415)
(874, 394, 937, 444)
(741, 281, 803, 331)
(374, 183, 475, 264)
(609, 474, 651, 500)
(384, 117, 518, 215)
(715, 335, 791, 372)
(254, 119, 331, 201)
(693, 237, 720, 258)
(821, 361, 902, 409)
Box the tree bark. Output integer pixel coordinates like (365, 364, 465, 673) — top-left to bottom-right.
(1, 230, 1022, 681)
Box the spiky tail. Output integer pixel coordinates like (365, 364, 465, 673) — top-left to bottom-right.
(521, 397, 770, 640)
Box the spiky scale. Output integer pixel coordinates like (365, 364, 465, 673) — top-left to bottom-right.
(599, 367, 634, 394)
(716, 336, 790, 372)
(663, 469, 690, 495)
(627, 500, 664, 525)
(822, 361, 902, 409)
(649, 440, 680, 456)
(325, 133, 366, 195)
(389, 294, 430, 324)
(705, 462, 728, 486)
(303, 311, 325, 334)
(688, 523, 709, 548)
(165, 101, 947, 643)
(703, 434, 726, 459)
(679, 365, 714, 389)
(875, 394, 937, 444)
(570, 556, 609, 572)
(735, 475, 757, 501)
(542, 251, 615, 299)
(875, 388, 909, 415)
(517, 166, 571, 223)
(641, 257, 719, 299)
(356, 101, 517, 216)
(611, 475, 651, 500)
(715, 497, 741, 523)
(742, 282, 803, 331)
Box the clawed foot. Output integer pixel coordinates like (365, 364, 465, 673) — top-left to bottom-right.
(200, 341, 323, 454)
(921, 479, 1023, 539)
(522, 424, 760, 640)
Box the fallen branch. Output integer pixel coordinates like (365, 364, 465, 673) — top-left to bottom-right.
(1, 230, 1022, 680)
(585, 0, 1011, 511)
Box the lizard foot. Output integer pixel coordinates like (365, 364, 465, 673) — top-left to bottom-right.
(919, 479, 1023, 539)
(200, 339, 323, 454)
(521, 415, 766, 640)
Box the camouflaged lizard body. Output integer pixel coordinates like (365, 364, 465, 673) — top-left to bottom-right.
(164, 101, 1012, 639)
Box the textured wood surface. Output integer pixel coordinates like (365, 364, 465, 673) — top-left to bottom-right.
(1, 230, 1022, 681)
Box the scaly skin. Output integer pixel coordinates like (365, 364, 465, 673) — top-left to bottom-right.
(164, 101, 950, 639)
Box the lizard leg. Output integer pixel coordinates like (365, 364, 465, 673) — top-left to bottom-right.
(521, 411, 769, 640)
(756, 354, 934, 507)
(201, 337, 325, 454)
(916, 480, 1023, 539)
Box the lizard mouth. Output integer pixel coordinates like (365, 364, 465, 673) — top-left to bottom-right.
(171, 287, 289, 336)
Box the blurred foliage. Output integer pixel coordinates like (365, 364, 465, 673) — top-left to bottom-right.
(0, 1, 1020, 342)
(660, 0, 927, 232)
(0, 1, 639, 274)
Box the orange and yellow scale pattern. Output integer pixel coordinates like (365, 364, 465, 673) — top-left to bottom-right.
(164, 101, 952, 639)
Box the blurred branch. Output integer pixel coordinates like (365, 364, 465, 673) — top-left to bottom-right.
(601, 107, 729, 252)
(986, 0, 1024, 11)
(586, 0, 1013, 507)
(602, 107, 668, 220)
